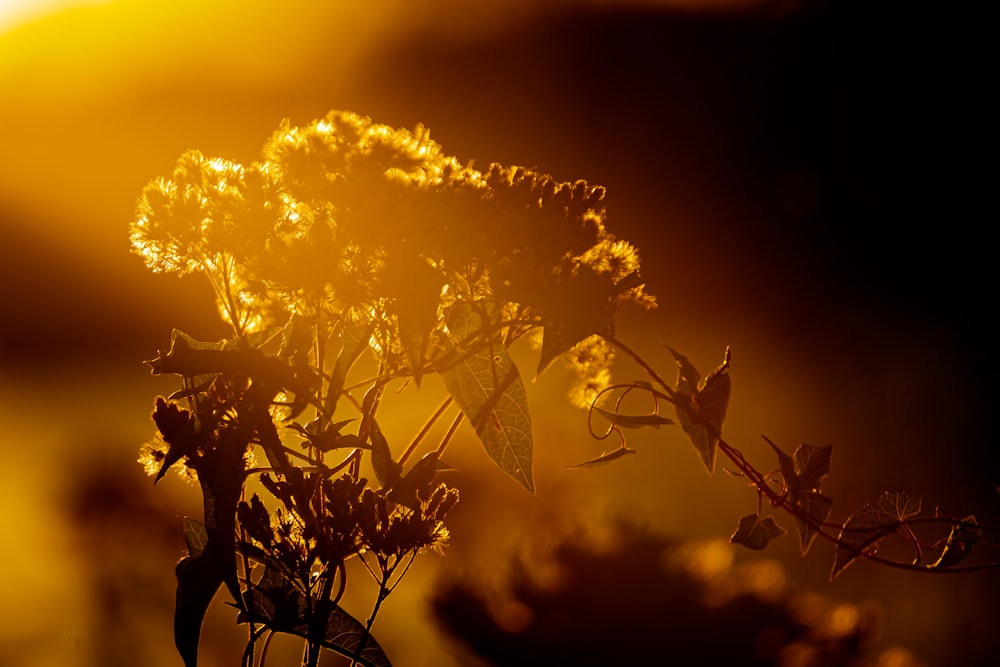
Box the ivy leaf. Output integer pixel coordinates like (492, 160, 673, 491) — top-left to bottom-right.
(567, 446, 637, 468)
(439, 302, 534, 493)
(831, 490, 922, 580)
(730, 513, 787, 550)
(763, 437, 834, 554)
(592, 406, 673, 429)
(794, 443, 833, 490)
(667, 346, 731, 474)
(932, 515, 981, 569)
(794, 491, 834, 555)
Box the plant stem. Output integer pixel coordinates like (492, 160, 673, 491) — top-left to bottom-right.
(399, 397, 453, 466)
(607, 335, 673, 395)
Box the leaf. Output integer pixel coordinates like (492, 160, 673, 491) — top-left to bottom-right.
(389, 452, 440, 510)
(384, 254, 443, 385)
(730, 513, 787, 550)
(592, 406, 673, 429)
(763, 437, 834, 554)
(151, 396, 198, 482)
(529, 268, 622, 375)
(310, 600, 393, 667)
(239, 584, 392, 667)
(567, 446, 637, 468)
(439, 302, 534, 493)
(667, 346, 731, 474)
(831, 490, 922, 579)
(325, 322, 374, 417)
(932, 515, 981, 569)
(174, 550, 223, 667)
(793, 443, 833, 490)
(794, 490, 834, 555)
(370, 421, 402, 490)
(182, 517, 209, 558)
(146, 329, 299, 390)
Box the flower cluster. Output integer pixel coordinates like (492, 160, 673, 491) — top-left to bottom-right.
(130, 109, 654, 397)
(237, 471, 458, 589)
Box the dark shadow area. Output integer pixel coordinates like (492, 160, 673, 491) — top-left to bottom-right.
(433, 523, 890, 667)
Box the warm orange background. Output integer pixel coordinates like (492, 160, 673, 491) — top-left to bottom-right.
(2, 2, 996, 666)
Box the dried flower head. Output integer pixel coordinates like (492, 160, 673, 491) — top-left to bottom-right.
(130, 110, 653, 381)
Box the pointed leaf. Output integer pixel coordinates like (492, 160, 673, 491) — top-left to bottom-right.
(174, 537, 223, 667)
(763, 437, 834, 554)
(238, 576, 392, 666)
(795, 491, 834, 555)
(146, 329, 299, 389)
(311, 600, 393, 667)
(793, 443, 833, 489)
(763, 435, 796, 484)
(389, 452, 440, 510)
(370, 422, 402, 490)
(730, 513, 787, 550)
(667, 347, 731, 474)
(592, 406, 673, 429)
(151, 397, 198, 482)
(932, 515, 981, 569)
(534, 269, 619, 375)
(831, 490, 921, 579)
(325, 323, 374, 417)
(439, 302, 534, 492)
(182, 517, 209, 558)
(567, 446, 637, 468)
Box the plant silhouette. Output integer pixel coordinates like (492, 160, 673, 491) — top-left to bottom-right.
(131, 110, 999, 666)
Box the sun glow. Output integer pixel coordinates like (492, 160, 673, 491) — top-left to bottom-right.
(0, 0, 109, 34)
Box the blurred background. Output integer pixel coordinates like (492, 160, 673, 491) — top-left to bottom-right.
(2, 1, 997, 665)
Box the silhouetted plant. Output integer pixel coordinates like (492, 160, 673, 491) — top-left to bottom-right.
(131, 110, 998, 666)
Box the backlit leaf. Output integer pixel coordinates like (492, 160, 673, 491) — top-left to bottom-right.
(325, 322, 374, 417)
(312, 600, 392, 667)
(182, 517, 209, 558)
(793, 443, 833, 490)
(151, 396, 198, 482)
(389, 452, 440, 510)
(831, 490, 921, 579)
(370, 422, 402, 490)
(567, 446, 637, 468)
(730, 513, 787, 550)
(932, 515, 981, 569)
(763, 437, 834, 554)
(147, 329, 298, 390)
(592, 406, 673, 429)
(439, 302, 534, 492)
(239, 589, 392, 667)
(385, 254, 443, 385)
(667, 346, 731, 474)
(532, 268, 620, 375)
(795, 490, 834, 555)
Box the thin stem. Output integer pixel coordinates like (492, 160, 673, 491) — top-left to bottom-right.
(399, 397, 453, 467)
(435, 411, 465, 458)
(606, 336, 673, 395)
